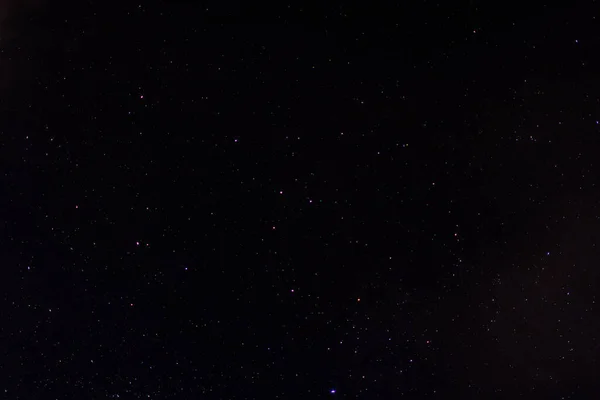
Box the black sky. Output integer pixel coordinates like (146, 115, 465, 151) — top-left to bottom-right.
(2, 1, 600, 398)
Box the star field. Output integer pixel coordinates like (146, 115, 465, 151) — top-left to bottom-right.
(2, 1, 600, 398)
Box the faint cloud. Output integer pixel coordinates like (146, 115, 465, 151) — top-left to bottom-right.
(0, 0, 47, 42)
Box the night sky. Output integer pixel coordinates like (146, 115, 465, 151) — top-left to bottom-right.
(2, 1, 600, 398)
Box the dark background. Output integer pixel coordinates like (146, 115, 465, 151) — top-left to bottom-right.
(2, 1, 600, 398)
